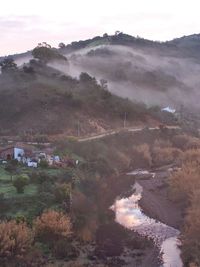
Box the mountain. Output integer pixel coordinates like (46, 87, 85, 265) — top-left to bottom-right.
(56, 33, 200, 109)
(0, 58, 168, 136)
(168, 33, 200, 48)
(1, 32, 200, 135)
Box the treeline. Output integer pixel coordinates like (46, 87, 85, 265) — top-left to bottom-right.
(0, 126, 198, 266)
(168, 136, 200, 266)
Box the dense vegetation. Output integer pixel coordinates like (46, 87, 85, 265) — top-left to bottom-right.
(169, 149, 200, 266)
(0, 52, 164, 137)
(0, 127, 181, 266)
(0, 118, 199, 266)
(1, 34, 200, 266)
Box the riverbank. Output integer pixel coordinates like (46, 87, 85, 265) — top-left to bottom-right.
(138, 169, 183, 229)
(113, 169, 184, 267)
(42, 172, 161, 267)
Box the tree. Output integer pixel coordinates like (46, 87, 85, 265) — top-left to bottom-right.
(0, 57, 17, 73)
(32, 46, 53, 63)
(115, 30, 121, 35)
(169, 162, 200, 202)
(54, 183, 71, 203)
(58, 42, 66, 49)
(95, 223, 126, 257)
(37, 42, 51, 48)
(34, 210, 72, 244)
(132, 144, 152, 168)
(13, 174, 30, 194)
(79, 72, 95, 83)
(181, 190, 200, 265)
(32, 43, 67, 64)
(39, 159, 49, 168)
(100, 79, 108, 90)
(23, 65, 34, 74)
(54, 183, 72, 212)
(0, 220, 33, 259)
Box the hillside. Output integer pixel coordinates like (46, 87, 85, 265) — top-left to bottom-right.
(1, 33, 200, 267)
(53, 33, 200, 111)
(3, 33, 200, 136)
(0, 57, 169, 137)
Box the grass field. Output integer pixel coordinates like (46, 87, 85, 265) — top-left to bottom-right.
(0, 183, 38, 198)
(0, 167, 11, 182)
(0, 164, 67, 219)
(0, 164, 63, 198)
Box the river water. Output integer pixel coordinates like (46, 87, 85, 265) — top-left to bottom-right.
(113, 175, 183, 267)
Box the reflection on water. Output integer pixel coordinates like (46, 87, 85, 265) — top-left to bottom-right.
(113, 182, 183, 267)
(161, 237, 183, 267)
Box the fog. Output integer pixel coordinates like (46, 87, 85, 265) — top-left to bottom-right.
(33, 44, 200, 110)
(15, 55, 33, 66)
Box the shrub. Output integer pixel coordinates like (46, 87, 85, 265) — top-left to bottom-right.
(132, 144, 152, 168)
(38, 181, 54, 194)
(172, 134, 200, 150)
(72, 191, 95, 215)
(53, 239, 79, 259)
(0, 220, 33, 259)
(34, 210, 72, 244)
(0, 57, 17, 73)
(169, 162, 200, 202)
(172, 134, 188, 149)
(13, 174, 30, 194)
(95, 223, 127, 257)
(32, 45, 67, 63)
(111, 150, 131, 173)
(39, 160, 49, 168)
(181, 149, 200, 165)
(17, 247, 47, 267)
(72, 191, 97, 241)
(54, 183, 71, 203)
(23, 65, 35, 74)
(30, 171, 51, 184)
(181, 190, 200, 266)
(152, 146, 182, 167)
(76, 218, 98, 242)
(79, 72, 95, 83)
(186, 137, 200, 150)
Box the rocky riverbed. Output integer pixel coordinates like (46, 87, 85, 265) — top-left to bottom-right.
(113, 168, 184, 267)
(46, 167, 184, 267)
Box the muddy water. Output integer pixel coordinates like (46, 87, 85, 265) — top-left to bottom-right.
(113, 177, 183, 267)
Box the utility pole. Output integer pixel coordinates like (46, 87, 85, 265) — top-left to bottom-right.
(124, 112, 127, 128)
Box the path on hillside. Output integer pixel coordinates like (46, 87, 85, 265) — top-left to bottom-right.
(4, 125, 180, 145)
(78, 125, 181, 142)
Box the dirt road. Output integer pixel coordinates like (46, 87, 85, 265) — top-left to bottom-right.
(78, 125, 181, 142)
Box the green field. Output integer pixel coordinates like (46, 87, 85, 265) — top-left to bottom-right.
(0, 164, 67, 219)
(0, 183, 38, 198)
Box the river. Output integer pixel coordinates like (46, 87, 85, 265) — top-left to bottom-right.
(113, 172, 183, 267)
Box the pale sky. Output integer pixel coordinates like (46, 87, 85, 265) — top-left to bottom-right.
(0, 0, 200, 56)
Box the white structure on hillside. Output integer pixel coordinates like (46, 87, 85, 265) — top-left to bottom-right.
(14, 147, 25, 161)
(162, 107, 176, 113)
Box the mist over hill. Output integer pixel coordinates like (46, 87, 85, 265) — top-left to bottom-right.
(1, 32, 200, 135)
(54, 33, 200, 109)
